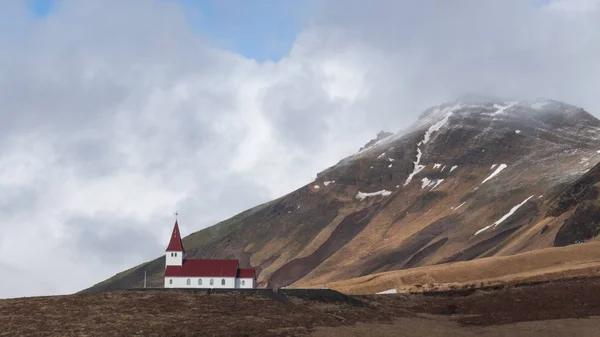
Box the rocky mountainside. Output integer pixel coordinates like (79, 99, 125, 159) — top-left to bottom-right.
(83, 97, 600, 293)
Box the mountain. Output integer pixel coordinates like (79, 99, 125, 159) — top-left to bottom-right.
(83, 97, 600, 293)
(358, 131, 394, 152)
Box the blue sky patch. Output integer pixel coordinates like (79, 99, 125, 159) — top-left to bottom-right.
(28, 0, 54, 17)
(26, 0, 313, 62)
(178, 0, 315, 62)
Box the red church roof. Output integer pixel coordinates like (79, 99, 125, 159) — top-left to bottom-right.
(165, 220, 185, 252)
(236, 268, 255, 279)
(164, 259, 239, 277)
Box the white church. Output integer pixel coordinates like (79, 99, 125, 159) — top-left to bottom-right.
(164, 220, 256, 289)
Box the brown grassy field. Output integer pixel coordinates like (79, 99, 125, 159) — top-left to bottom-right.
(3, 276, 600, 336)
(319, 241, 600, 294)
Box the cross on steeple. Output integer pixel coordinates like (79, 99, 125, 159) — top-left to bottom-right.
(175, 211, 179, 220)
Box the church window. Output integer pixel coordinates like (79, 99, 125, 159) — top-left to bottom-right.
(221, 279, 225, 286)
(169, 279, 173, 285)
(174, 252, 177, 257)
(186, 279, 190, 285)
(241, 280, 245, 286)
(210, 279, 214, 285)
(198, 279, 202, 285)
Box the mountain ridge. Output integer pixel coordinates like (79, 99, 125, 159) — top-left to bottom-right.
(82, 97, 600, 293)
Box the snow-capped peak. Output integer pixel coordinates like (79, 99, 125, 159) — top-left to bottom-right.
(342, 97, 593, 164)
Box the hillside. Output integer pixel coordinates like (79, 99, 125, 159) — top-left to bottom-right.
(5, 280, 600, 336)
(83, 97, 600, 293)
(324, 241, 600, 295)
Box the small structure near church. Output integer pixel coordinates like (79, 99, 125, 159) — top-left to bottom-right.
(164, 219, 256, 289)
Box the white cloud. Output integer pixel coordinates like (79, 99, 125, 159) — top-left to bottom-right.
(0, 0, 600, 298)
(547, 0, 600, 11)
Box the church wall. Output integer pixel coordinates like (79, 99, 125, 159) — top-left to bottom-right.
(235, 278, 255, 289)
(165, 276, 236, 288)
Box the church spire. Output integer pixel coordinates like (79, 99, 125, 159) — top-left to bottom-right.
(166, 219, 185, 252)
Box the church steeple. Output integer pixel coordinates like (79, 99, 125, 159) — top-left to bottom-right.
(165, 218, 184, 267)
(166, 219, 185, 253)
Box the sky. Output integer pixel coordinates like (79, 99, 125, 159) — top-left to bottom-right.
(1, 0, 599, 298)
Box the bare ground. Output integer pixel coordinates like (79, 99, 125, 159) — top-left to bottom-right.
(3, 276, 600, 336)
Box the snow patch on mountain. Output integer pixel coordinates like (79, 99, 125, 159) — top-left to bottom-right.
(493, 101, 519, 115)
(422, 178, 444, 190)
(452, 201, 467, 211)
(431, 179, 444, 190)
(531, 101, 549, 110)
(474, 225, 492, 236)
(344, 97, 589, 167)
(420, 105, 459, 145)
(481, 164, 508, 184)
(421, 178, 434, 189)
(474, 195, 534, 235)
(404, 148, 425, 186)
(404, 105, 461, 187)
(450, 165, 458, 172)
(356, 190, 392, 201)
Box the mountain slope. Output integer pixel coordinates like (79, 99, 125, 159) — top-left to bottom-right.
(325, 241, 600, 295)
(83, 98, 600, 293)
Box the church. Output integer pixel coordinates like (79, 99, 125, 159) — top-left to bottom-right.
(164, 220, 256, 289)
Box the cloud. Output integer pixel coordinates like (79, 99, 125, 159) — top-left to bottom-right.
(0, 0, 599, 298)
(0, 262, 57, 298)
(313, 0, 600, 112)
(64, 214, 164, 265)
